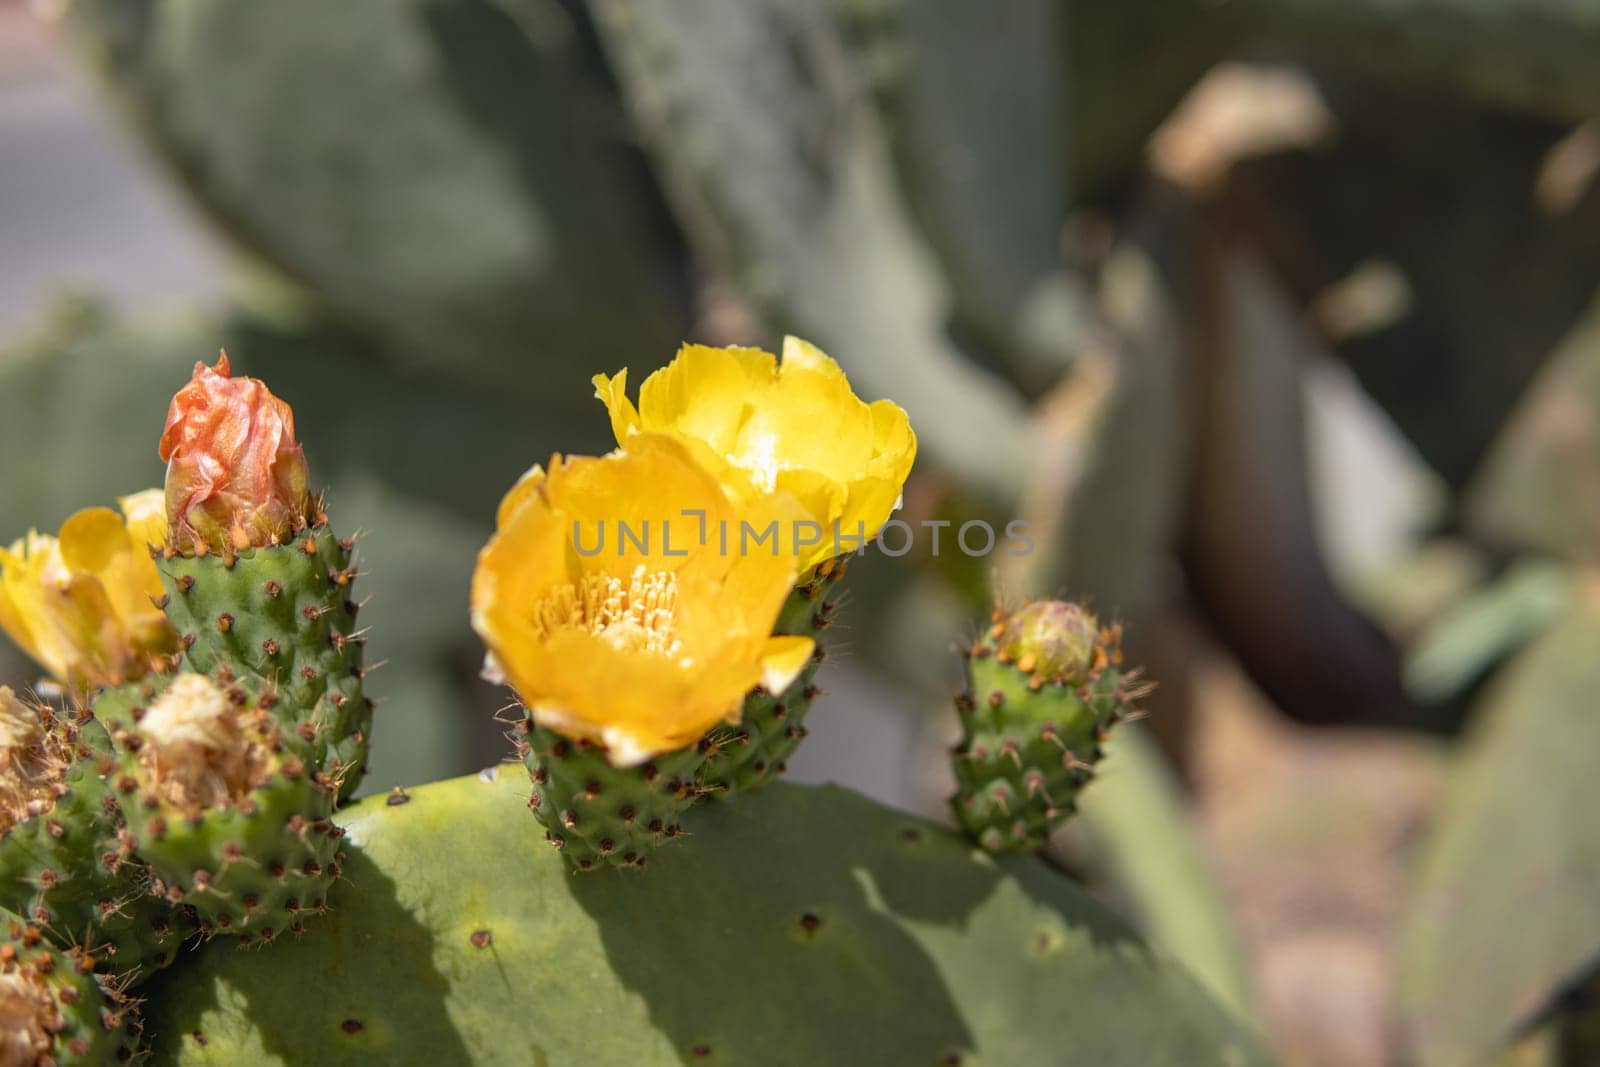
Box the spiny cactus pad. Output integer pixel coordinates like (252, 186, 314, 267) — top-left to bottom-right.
(157, 525, 371, 802)
(0, 695, 184, 979)
(109, 674, 344, 945)
(0, 910, 144, 1063)
(520, 723, 704, 871)
(698, 560, 845, 795)
(951, 602, 1140, 852)
(141, 768, 1264, 1065)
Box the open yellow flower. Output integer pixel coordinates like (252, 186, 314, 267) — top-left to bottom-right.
(471, 434, 814, 766)
(0, 490, 176, 692)
(594, 337, 917, 570)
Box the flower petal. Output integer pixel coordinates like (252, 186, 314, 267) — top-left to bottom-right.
(471, 433, 807, 766)
(593, 338, 916, 564)
(592, 370, 642, 444)
(758, 634, 815, 695)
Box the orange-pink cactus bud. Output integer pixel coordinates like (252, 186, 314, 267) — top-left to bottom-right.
(159, 353, 312, 556)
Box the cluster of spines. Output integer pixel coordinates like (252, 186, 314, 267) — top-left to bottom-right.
(517, 722, 706, 871)
(696, 556, 846, 796)
(950, 602, 1145, 853)
(154, 521, 374, 803)
(0, 691, 187, 982)
(0, 910, 144, 1063)
(104, 670, 345, 947)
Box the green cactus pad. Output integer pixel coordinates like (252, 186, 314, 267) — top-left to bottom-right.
(0, 909, 144, 1064)
(698, 560, 846, 796)
(157, 524, 371, 803)
(140, 768, 1265, 1064)
(109, 675, 344, 946)
(951, 603, 1138, 852)
(0, 699, 185, 979)
(521, 722, 704, 871)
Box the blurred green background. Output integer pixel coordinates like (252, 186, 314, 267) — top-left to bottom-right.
(3, 1, 1600, 1062)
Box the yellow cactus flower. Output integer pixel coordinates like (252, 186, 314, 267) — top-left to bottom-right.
(471, 434, 814, 766)
(593, 337, 917, 570)
(0, 490, 176, 693)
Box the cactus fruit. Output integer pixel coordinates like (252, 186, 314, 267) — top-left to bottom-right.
(0, 687, 184, 979)
(699, 558, 847, 796)
(518, 723, 706, 872)
(107, 673, 344, 946)
(951, 600, 1142, 852)
(0, 910, 144, 1064)
(157, 524, 371, 803)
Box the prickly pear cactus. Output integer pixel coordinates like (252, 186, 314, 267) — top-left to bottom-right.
(107, 673, 344, 946)
(141, 769, 1266, 1065)
(951, 600, 1140, 852)
(699, 559, 845, 795)
(0, 909, 144, 1064)
(0, 688, 184, 979)
(158, 524, 372, 802)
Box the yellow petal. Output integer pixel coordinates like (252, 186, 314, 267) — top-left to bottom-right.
(0, 499, 176, 692)
(773, 466, 847, 530)
(636, 344, 774, 456)
(494, 460, 550, 528)
(546, 434, 740, 585)
(778, 335, 846, 378)
(758, 634, 815, 696)
(471, 435, 807, 766)
(592, 370, 641, 444)
(118, 489, 167, 554)
(58, 508, 128, 575)
(593, 337, 917, 562)
(868, 398, 918, 485)
(0, 541, 43, 677)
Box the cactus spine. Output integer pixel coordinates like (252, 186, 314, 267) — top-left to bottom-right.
(951, 601, 1142, 852)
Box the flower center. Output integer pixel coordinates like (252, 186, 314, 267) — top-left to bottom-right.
(532, 567, 681, 657)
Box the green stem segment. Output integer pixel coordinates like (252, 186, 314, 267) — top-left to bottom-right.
(106, 674, 344, 947)
(156, 524, 372, 803)
(521, 722, 705, 872)
(0, 697, 186, 981)
(698, 558, 847, 796)
(0, 907, 145, 1063)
